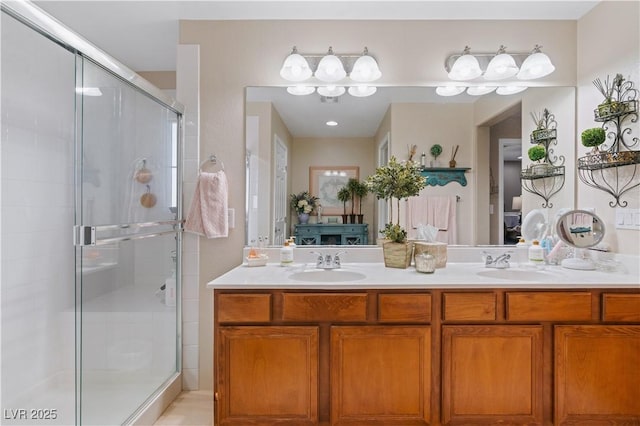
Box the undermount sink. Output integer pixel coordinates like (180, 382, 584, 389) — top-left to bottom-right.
(288, 269, 367, 282)
(476, 268, 556, 281)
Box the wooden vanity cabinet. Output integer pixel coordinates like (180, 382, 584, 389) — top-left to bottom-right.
(214, 288, 640, 426)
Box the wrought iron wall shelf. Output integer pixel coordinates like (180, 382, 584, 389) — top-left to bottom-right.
(520, 165, 565, 208)
(522, 108, 565, 208)
(577, 76, 639, 208)
(420, 167, 470, 186)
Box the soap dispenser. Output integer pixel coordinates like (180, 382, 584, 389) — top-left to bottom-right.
(528, 240, 545, 267)
(280, 238, 294, 266)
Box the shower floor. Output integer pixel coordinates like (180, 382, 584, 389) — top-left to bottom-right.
(3, 370, 172, 425)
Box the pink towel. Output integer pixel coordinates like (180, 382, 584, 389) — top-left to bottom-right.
(185, 171, 228, 238)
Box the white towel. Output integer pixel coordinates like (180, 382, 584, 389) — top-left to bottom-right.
(185, 171, 229, 238)
(408, 194, 457, 244)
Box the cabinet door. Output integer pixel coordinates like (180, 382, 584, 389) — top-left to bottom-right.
(217, 326, 318, 425)
(442, 325, 543, 425)
(555, 325, 640, 425)
(331, 326, 431, 425)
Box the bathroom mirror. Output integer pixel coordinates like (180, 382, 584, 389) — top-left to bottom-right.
(245, 86, 577, 247)
(556, 209, 605, 270)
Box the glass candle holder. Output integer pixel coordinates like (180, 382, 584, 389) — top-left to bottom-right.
(415, 253, 436, 274)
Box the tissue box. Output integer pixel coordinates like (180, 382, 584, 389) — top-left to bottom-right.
(413, 242, 447, 268)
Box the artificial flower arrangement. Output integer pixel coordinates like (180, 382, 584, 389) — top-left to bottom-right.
(289, 191, 319, 214)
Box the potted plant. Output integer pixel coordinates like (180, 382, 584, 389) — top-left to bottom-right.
(365, 156, 426, 268)
(289, 191, 318, 224)
(581, 127, 606, 155)
(352, 180, 369, 224)
(430, 143, 443, 167)
(528, 144, 549, 175)
(593, 74, 626, 118)
(337, 187, 351, 225)
(346, 178, 360, 224)
(530, 109, 555, 141)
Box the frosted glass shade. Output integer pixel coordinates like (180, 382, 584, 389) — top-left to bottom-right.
(317, 86, 346, 97)
(484, 53, 519, 80)
(350, 55, 382, 83)
(517, 52, 555, 80)
(466, 86, 496, 96)
(279, 52, 312, 82)
(436, 86, 466, 96)
(315, 54, 346, 83)
(286, 86, 315, 96)
(348, 85, 377, 97)
(448, 54, 482, 81)
(496, 86, 527, 95)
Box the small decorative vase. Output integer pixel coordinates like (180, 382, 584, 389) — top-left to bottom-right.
(449, 160, 457, 168)
(357, 214, 364, 224)
(298, 213, 310, 224)
(341, 214, 349, 224)
(349, 214, 356, 224)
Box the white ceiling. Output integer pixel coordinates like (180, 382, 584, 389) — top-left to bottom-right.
(35, 1, 599, 72)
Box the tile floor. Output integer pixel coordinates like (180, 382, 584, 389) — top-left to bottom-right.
(153, 390, 213, 425)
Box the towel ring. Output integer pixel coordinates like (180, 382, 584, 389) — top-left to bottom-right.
(199, 155, 225, 172)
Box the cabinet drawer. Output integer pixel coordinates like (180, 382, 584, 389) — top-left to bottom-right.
(296, 227, 315, 234)
(283, 293, 367, 322)
(218, 294, 271, 323)
(603, 293, 640, 322)
(506, 292, 592, 321)
(378, 294, 431, 323)
(443, 292, 496, 321)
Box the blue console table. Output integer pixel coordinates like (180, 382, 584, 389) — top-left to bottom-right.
(294, 224, 368, 246)
(421, 167, 470, 186)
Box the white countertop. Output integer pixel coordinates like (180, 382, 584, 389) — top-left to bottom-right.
(207, 255, 640, 290)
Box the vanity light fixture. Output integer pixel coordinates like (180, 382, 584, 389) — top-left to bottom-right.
(315, 47, 347, 83)
(435, 86, 466, 96)
(317, 85, 346, 97)
(326, 121, 339, 127)
(447, 46, 482, 81)
(445, 45, 555, 83)
(286, 86, 315, 96)
(516, 45, 555, 80)
(349, 47, 382, 83)
(348, 85, 377, 97)
(280, 46, 381, 97)
(466, 86, 496, 96)
(484, 45, 519, 80)
(496, 85, 527, 95)
(279, 46, 313, 82)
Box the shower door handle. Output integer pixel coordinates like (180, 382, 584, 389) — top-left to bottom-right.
(74, 220, 184, 246)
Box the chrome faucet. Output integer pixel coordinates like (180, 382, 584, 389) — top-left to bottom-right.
(483, 252, 511, 269)
(310, 250, 346, 269)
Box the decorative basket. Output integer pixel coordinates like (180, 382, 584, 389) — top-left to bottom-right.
(383, 241, 413, 269)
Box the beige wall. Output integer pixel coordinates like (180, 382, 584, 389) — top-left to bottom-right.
(179, 18, 579, 390)
(138, 71, 176, 90)
(577, 1, 639, 255)
(291, 137, 376, 239)
(389, 103, 475, 245)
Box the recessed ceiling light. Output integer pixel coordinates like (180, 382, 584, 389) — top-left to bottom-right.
(326, 120, 338, 127)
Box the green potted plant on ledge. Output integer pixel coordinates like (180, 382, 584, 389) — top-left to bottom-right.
(366, 156, 426, 268)
(581, 127, 606, 155)
(528, 144, 549, 175)
(353, 180, 369, 224)
(337, 187, 351, 225)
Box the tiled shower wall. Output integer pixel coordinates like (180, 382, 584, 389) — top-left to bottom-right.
(177, 44, 201, 390)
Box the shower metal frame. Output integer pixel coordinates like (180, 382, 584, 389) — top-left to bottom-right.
(2, 2, 186, 425)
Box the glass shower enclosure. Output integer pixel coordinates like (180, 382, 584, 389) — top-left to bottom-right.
(1, 3, 184, 425)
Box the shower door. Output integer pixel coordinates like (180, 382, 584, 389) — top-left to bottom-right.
(75, 59, 182, 425)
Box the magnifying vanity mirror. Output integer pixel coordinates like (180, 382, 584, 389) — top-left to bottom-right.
(245, 85, 577, 247)
(556, 209, 605, 270)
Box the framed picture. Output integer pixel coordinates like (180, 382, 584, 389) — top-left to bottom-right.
(309, 166, 359, 215)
